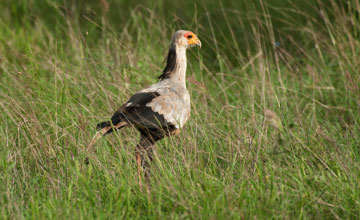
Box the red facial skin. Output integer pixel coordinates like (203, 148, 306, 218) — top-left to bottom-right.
(184, 32, 193, 38)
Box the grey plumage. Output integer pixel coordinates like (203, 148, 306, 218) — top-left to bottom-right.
(88, 30, 201, 189)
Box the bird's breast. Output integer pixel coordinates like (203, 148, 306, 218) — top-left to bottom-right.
(146, 89, 190, 129)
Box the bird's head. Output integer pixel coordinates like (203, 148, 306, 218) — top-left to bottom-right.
(159, 30, 201, 80)
(172, 30, 201, 49)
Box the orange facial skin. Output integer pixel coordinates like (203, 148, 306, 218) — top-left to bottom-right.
(184, 32, 201, 47)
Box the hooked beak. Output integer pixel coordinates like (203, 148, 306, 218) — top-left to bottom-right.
(195, 39, 202, 48)
(188, 34, 202, 48)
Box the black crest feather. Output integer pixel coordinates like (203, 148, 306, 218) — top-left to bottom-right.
(158, 44, 176, 80)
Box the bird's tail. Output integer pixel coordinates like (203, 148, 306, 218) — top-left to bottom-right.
(87, 121, 127, 151)
(96, 121, 112, 130)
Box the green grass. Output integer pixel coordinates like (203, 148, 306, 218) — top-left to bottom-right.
(1, 0, 359, 219)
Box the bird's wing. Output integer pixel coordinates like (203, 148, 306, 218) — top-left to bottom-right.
(110, 85, 177, 130)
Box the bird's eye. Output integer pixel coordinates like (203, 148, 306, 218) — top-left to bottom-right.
(187, 35, 193, 39)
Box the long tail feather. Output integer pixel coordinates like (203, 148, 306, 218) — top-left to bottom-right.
(87, 121, 128, 152)
(96, 121, 111, 130)
(87, 126, 112, 151)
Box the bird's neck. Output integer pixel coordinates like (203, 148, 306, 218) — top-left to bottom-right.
(159, 44, 187, 88)
(171, 45, 187, 88)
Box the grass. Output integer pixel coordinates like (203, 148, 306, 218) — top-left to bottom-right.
(0, 0, 359, 219)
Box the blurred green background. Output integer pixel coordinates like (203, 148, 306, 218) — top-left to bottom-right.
(0, 0, 359, 219)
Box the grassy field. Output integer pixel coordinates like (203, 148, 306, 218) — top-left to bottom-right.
(1, 0, 359, 219)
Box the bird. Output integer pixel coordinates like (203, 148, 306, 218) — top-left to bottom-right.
(87, 30, 201, 189)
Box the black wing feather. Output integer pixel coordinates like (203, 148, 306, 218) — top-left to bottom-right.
(110, 91, 173, 130)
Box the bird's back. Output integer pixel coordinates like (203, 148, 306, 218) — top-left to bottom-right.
(119, 79, 190, 130)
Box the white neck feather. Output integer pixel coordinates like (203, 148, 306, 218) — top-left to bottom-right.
(171, 45, 187, 88)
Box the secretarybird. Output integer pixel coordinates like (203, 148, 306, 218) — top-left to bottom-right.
(87, 30, 201, 189)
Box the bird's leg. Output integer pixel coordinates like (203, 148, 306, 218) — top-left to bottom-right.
(143, 144, 154, 181)
(135, 147, 143, 191)
(135, 136, 155, 190)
